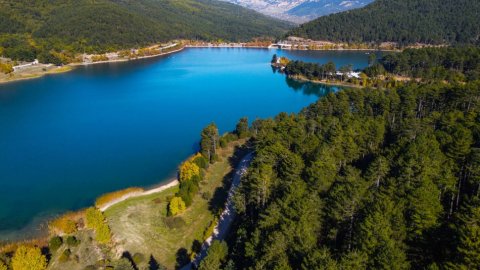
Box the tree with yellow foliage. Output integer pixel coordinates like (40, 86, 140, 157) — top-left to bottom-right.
(85, 207, 111, 244)
(50, 215, 77, 234)
(0, 62, 14, 74)
(95, 223, 112, 244)
(85, 207, 104, 229)
(179, 161, 200, 182)
(279, 57, 290, 66)
(169, 196, 186, 216)
(11, 246, 47, 270)
(0, 261, 7, 270)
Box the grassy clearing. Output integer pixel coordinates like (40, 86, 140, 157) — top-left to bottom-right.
(0, 65, 73, 84)
(104, 140, 247, 269)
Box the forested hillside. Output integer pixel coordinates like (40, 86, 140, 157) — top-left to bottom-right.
(378, 47, 480, 81)
(288, 0, 480, 45)
(220, 82, 480, 269)
(0, 0, 291, 60)
(212, 82, 480, 268)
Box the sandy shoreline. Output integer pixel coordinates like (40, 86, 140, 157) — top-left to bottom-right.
(99, 178, 179, 212)
(0, 177, 180, 245)
(70, 47, 185, 67)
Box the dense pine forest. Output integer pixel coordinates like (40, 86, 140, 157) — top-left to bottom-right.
(185, 51, 480, 268)
(205, 80, 480, 269)
(378, 47, 480, 82)
(0, 0, 290, 61)
(288, 0, 480, 45)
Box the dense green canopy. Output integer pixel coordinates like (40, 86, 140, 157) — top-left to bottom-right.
(0, 0, 291, 60)
(224, 78, 480, 268)
(288, 0, 480, 45)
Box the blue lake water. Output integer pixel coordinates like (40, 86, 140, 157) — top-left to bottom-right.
(0, 48, 372, 240)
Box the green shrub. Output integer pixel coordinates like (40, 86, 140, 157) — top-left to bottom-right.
(111, 258, 134, 270)
(219, 137, 228, 148)
(224, 132, 239, 143)
(96, 259, 109, 267)
(192, 155, 209, 169)
(59, 249, 71, 262)
(211, 154, 219, 163)
(49, 236, 63, 252)
(230, 132, 240, 141)
(203, 218, 218, 241)
(202, 191, 212, 200)
(66, 236, 80, 246)
(132, 253, 145, 265)
(162, 216, 186, 229)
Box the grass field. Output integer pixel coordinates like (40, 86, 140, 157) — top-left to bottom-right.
(104, 140, 248, 269)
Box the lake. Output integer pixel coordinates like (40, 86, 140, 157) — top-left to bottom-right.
(0, 48, 372, 241)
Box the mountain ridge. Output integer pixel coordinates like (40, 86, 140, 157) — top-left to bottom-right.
(0, 0, 291, 60)
(220, 0, 373, 22)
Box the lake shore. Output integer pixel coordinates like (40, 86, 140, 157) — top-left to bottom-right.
(0, 176, 180, 247)
(288, 74, 363, 89)
(0, 139, 246, 269)
(0, 43, 397, 86)
(98, 178, 179, 212)
(0, 65, 73, 85)
(70, 46, 186, 67)
(0, 46, 185, 85)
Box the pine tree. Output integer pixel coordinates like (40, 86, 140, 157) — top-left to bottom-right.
(356, 195, 409, 270)
(200, 123, 219, 163)
(235, 117, 249, 139)
(199, 241, 228, 270)
(456, 199, 480, 268)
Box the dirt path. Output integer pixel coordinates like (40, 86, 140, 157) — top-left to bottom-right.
(183, 152, 253, 269)
(99, 179, 179, 212)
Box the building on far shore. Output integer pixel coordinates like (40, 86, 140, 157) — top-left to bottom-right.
(13, 59, 39, 71)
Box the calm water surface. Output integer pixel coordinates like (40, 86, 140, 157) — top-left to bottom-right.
(0, 48, 371, 240)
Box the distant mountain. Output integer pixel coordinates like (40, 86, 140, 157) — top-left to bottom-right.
(0, 0, 291, 54)
(288, 0, 480, 45)
(288, 0, 373, 20)
(220, 0, 373, 23)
